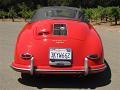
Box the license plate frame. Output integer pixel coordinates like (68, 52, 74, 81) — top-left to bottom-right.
(49, 48, 72, 60)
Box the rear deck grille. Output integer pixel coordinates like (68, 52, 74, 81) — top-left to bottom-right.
(53, 24, 67, 35)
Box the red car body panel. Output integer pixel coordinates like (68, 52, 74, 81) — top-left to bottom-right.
(11, 19, 106, 74)
(11, 7, 106, 75)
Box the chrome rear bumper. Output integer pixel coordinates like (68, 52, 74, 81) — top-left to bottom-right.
(11, 65, 106, 74)
(11, 56, 106, 75)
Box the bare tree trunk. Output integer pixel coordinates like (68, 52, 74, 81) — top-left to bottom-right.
(105, 15, 108, 22)
(100, 16, 104, 23)
(25, 18, 27, 22)
(12, 17, 15, 22)
(115, 16, 117, 25)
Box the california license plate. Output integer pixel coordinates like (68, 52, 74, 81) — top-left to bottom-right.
(49, 48, 72, 60)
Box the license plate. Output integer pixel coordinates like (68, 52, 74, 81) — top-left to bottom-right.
(49, 48, 72, 60)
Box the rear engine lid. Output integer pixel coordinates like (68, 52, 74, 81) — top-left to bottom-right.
(34, 20, 90, 40)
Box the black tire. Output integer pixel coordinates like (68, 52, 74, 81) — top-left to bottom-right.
(89, 60, 111, 82)
(21, 73, 33, 80)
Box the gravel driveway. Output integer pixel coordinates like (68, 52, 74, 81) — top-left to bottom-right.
(0, 22, 120, 90)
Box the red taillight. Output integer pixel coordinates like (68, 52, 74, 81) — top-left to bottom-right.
(20, 53, 33, 60)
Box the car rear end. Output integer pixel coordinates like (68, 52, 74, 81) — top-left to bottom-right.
(11, 19, 106, 76)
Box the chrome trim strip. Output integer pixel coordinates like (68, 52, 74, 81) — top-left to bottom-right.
(11, 65, 106, 73)
(11, 63, 106, 74)
(91, 65, 106, 71)
(35, 65, 106, 72)
(36, 69, 84, 72)
(11, 65, 30, 71)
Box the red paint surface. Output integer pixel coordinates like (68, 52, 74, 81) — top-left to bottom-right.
(12, 19, 105, 73)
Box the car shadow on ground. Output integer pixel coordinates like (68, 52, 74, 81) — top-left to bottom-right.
(18, 60, 111, 89)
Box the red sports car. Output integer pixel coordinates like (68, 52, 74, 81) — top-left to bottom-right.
(11, 6, 106, 78)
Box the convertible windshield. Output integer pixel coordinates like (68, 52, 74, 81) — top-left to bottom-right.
(31, 6, 89, 23)
(46, 9, 77, 18)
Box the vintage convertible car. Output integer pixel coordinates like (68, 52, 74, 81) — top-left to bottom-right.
(11, 6, 106, 78)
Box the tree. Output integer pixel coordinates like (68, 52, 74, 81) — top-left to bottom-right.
(8, 7, 17, 22)
(85, 8, 93, 22)
(0, 10, 7, 21)
(109, 7, 120, 25)
(18, 2, 31, 21)
(105, 7, 120, 25)
(92, 8, 101, 24)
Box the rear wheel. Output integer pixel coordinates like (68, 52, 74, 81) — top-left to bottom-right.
(87, 61, 111, 83)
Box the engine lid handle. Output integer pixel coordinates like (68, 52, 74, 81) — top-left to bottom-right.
(38, 30, 50, 35)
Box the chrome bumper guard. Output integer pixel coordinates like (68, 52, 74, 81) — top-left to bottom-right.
(30, 57, 34, 75)
(84, 57, 89, 76)
(29, 56, 90, 76)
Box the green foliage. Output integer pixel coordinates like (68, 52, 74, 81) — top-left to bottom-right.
(110, 7, 120, 24)
(18, 2, 33, 21)
(37, 4, 42, 9)
(85, 8, 93, 20)
(0, 0, 119, 25)
(0, 10, 7, 19)
(104, 7, 120, 24)
(85, 6, 120, 25)
(8, 7, 17, 21)
(97, 6, 105, 19)
(92, 8, 101, 21)
(85, 7, 101, 23)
